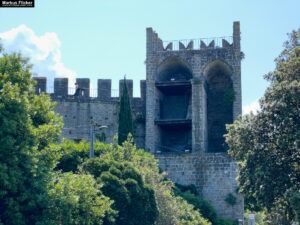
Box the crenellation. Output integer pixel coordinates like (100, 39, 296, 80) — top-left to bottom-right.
(164, 42, 173, 51)
(146, 28, 153, 50)
(179, 41, 185, 50)
(186, 40, 193, 50)
(76, 78, 90, 98)
(140, 80, 146, 101)
(98, 79, 112, 101)
(158, 37, 164, 51)
(54, 78, 68, 97)
(32, 77, 146, 101)
(145, 22, 243, 221)
(119, 79, 133, 98)
(33, 76, 46, 94)
(200, 40, 207, 49)
(43, 22, 243, 221)
(222, 39, 232, 48)
(208, 40, 215, 48)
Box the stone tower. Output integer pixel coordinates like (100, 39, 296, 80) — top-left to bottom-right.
(145, 22, 243, 220)
(35, 21, 243, 221)
(145, 21, 241, 153)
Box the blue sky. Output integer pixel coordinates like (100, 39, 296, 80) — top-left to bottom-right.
(0, 0, 299, 113)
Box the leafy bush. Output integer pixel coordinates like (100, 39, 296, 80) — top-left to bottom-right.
(174, 184, 238, 225)
(38, 172, 114, 225)
(83, 158, 158, 225)
(53, 137, 211, 225)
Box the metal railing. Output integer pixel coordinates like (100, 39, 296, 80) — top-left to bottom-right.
(42, 86, 119, 98)
(161, 36, 233, 51)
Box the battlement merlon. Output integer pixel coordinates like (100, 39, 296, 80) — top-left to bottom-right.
(98, 79, 111, 101)
(233, 21, 241, 53)
(76, 78, 90, 98)
(119, 79, 133, 97)
(146, 28, 164, 56)
(32, 77, 146, 100)
(146, 22, 240, 53)
(33, 76, 47, 94)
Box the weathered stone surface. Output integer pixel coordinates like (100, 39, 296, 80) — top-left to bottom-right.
(145, 21, 243, 220)
(156, 152, 243, 220)
(35, 21, 243, 221)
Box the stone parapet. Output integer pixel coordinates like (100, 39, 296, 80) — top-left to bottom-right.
(32, 77, 146, 102)
(37, 21, 243, 221)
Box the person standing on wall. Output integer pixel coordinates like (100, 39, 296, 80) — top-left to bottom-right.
(74, 83, 81, 96)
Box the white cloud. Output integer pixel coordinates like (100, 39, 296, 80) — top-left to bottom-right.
(0, 25, 76, 92)
(243, 100, 261, 115)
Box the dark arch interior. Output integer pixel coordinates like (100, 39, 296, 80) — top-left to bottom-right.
(156, 57, 192, 152)
(205, 62, 233, 152)
(157, 57, 192, 82)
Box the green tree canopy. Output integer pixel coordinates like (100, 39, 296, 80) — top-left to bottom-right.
(38, 172, 114, 225)
(226, 29, 300, 223)
(0, 50, 62, 224)
(53, 137, 210, 225)
(83, 158, 158, 225)
(0, 49, 116, 225)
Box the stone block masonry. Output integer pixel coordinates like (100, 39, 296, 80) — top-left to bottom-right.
(145, 21, 243, 221)
(156, 152, 243, 220)
(33, 77, 146, 148)
(34, 21, 244, 221)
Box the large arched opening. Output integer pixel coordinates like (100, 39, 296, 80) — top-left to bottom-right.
(204, 60, 234, 152)
(155, 57, 192, 152)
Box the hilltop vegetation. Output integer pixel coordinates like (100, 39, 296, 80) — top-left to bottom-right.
(1, 28, 298, 225)
(226, 29, 300, 224)
(0, 47, 211, 224)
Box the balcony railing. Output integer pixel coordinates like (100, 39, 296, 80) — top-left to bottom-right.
(160, 36, 233, 51)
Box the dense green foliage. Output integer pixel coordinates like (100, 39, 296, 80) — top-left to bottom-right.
(55, 139, 90, 172)
(55, 137, 211, 225)
(0, 51, 62, 224)
(0, 48, 225, 225)
(0, 50, 112, 225)
(174, 184, 237, 225)
(110, 138, 210, 225)
(118, 77, 133, 145)
(83, 158, 158, 225)
(38, 172, 114, 225)
(226, 29, 300, 223)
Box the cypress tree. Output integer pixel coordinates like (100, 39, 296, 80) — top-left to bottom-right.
(118, 77, 133, 145)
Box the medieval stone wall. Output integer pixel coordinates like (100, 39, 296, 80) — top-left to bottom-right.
(33, 77, 146, 148)
(145, 21, 244, 221)
(33, 21, 244, 221)
(156, 152, 243, 219)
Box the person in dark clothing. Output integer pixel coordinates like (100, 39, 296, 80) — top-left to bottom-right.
(74, 83, 81, 96)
